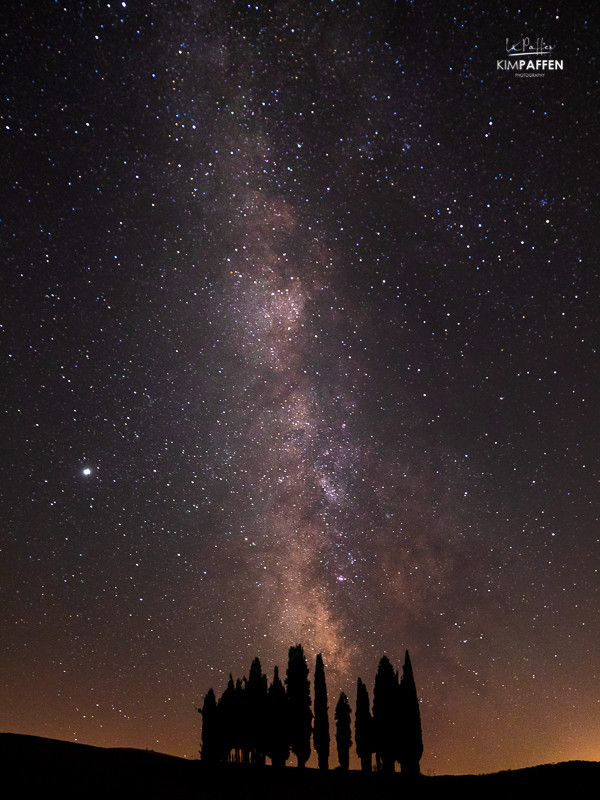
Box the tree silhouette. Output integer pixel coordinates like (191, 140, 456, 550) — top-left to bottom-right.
(397, 650, 423, 776)
(247, 656, 268, 765)
(373, 655, 397, 773)
(285, 644, 313, 768)
(313, 653, 330, 770)
(335, 692, 352, 771)
(198, 643, 424, 775)
(199, 688, 220, 765)
(355, 677, 373, 772)
(217, 676, 237, 762)
(266, 666, 289, 768)
(234, 677, 250, 764)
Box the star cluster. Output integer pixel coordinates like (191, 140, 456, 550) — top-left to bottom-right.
(1, 1, 598, 775)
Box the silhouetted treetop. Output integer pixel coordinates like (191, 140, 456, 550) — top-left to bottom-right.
(335, 692, 352, 771)
(285, 644, 313, 768)
(313, 653, 330, 771)
(373, 654, 397, 773)
(355, 677, 373, 772)
(199, 688, 219, 764)
(398, 650, 423, 776)
(247, 656, 268, 765)
(266, 665, 289, 769)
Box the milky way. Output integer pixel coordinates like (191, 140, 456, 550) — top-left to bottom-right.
(1, 1, 598, 774)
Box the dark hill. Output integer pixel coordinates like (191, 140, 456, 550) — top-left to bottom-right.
(1, 732, 598, 799)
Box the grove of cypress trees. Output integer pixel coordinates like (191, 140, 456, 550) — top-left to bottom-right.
(334, 692, 352, 771)
(355, 677, 373, 772)
(285, 644, 313, 768)
(313, 653, 330, 770)
(199, 644, 424, 775)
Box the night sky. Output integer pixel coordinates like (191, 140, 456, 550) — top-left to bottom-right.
(1, 0, 598, 776)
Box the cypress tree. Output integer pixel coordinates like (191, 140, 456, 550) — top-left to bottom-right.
(247, 656, 268, 765)
(266, 666, 290, 768)
(355, 677, 373, 772)
(235, 677, 250, 764)
(199, 688, 220, 764)
(334, 692, 352, 771)
(398, 650, 423, 776)
(218, 676, 236, 762)
(285, 644, 313, 768)
(313, 653, 330, 770)
(373, 655, 397, 773)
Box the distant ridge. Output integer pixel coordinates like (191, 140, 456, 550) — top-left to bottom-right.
(1, 732, 598, 799)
